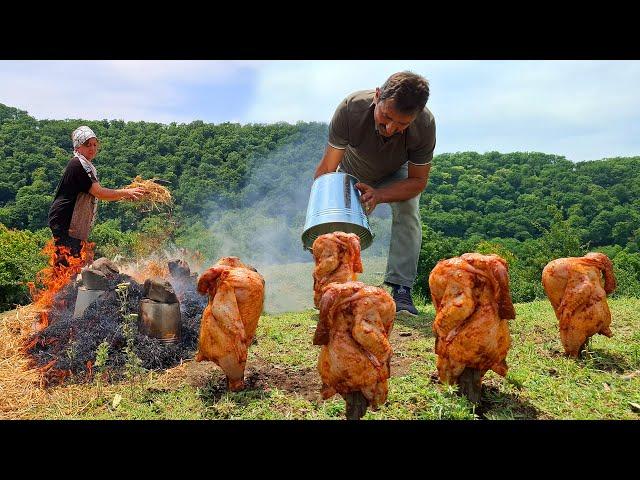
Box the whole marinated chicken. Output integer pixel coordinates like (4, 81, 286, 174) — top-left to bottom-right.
(429, 253, 516, 386)
(312, 232, 363, 308)
(313, 281, 396, 415)
(542, 252, 616, 357)
(195, 256, 265, 391)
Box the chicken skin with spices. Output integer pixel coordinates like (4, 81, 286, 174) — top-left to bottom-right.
(196, 256, 265, 391)
(313, 281, 395, 410)
(542, 252, 616, 357)
(312, 232, 363, 308)
(429, 253, 516, 385)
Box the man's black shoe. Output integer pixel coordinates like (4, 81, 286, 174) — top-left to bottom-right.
(390, 284, 419, 316)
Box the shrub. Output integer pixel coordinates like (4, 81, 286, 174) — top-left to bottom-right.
(610, 249, 640, 298)
(89, 219, 136, 259)
(0, 223, 48, 311)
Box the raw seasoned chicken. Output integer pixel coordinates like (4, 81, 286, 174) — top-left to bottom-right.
(195, 256, 265, 391)
(312, 232, 363, 308)
(429, 253, 516, 385)
(313, 281, 396, 412)
(542, 252, 616, 357)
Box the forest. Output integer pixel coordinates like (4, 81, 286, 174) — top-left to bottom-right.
(1, 102, 639, 310)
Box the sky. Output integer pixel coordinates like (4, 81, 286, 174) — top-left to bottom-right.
(1, 60, 639, 162)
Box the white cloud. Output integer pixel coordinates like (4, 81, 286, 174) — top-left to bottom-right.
(0, 60, 258, 123)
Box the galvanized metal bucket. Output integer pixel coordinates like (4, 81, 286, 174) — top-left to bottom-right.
(301, 172, 373, 251)
(73, 286, 106, 319)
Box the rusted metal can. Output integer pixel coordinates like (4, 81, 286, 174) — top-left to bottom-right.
(138, 299, 181, 344)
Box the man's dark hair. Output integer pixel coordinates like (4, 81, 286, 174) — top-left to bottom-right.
(379, 71, 430, 115)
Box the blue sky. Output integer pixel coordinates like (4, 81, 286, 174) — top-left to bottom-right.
(1, 60, 639, 162)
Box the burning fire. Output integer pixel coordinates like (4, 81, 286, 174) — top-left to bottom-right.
(27, 239, 95, 332)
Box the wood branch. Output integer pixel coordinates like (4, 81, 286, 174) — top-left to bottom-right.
(343, 391, 369, 420)
(458, 367, 483, 405)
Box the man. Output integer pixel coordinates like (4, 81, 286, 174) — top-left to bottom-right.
(314, 71, 436, 316)
(48, 126, 144, 263)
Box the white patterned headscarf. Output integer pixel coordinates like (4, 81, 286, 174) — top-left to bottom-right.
(71, 125, 99, 185)
(71, 126, 97, 149)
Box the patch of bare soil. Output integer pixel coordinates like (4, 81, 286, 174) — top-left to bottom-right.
(162, 358, 323, 402)
(153, 317, 430, 404)
(388, 328, 424, 377)
(245, 360, 323, 402)
(162, 360, 220, 388)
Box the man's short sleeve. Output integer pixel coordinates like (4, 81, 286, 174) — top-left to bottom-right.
(327, 97, 349, 150)
(408, 116, 436, 166)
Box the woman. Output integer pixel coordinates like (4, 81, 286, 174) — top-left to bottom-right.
(48, 126, 144, 261)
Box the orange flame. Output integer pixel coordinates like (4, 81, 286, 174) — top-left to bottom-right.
(27, 239, 95, 332)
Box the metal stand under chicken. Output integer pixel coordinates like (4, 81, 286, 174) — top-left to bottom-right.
(311, 232, 364, 308)
(313, 281, 396, 420)
(195, 257, 265, 391)
(429, 253, 516, 405)
(542, 252, 616, 357)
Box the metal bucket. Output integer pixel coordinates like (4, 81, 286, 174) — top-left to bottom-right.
(73, 286, 106, 319)
(301, 172, 373, 251)
(138, 299, 181, 344)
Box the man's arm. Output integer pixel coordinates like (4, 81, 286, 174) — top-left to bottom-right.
(314, 145, 345, 179)
(377, 163, 431, 202)
(89, 182, 144, 201)
(356, 163, 431, 214)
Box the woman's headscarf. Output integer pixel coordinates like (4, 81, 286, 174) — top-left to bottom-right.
(71, 126, 97, 149)
(71, 125, 99, 181)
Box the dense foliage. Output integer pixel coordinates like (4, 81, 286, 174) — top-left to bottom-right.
(0, 102, 639, 310)
(0, 224, 49, 310)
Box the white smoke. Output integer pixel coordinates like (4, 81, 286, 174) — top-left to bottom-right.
(191, 130, 394, 313)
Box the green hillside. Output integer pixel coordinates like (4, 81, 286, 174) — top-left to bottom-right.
(1, 103, 639, 310)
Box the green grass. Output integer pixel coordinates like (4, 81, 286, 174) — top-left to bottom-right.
(9, 296, 638, 420)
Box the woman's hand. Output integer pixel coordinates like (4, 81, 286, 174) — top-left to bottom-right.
(123, 187, 145, 200)
(355, 182, 378, 215)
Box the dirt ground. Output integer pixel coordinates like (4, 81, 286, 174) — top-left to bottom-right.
(161, 325, 421, 403)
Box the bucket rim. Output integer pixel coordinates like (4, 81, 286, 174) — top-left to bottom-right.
(315, 171, 361, 184)
(301, 222, 373, 251)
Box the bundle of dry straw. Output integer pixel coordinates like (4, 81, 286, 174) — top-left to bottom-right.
(124, 176, 173, 211)
(0, 305, 49, 418)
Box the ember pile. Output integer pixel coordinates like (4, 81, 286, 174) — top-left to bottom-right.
(24, 255, 207, 386)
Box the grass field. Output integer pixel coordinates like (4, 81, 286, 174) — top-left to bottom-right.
(1, 257, 639, 420)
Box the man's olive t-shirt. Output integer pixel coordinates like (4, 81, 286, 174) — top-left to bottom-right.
(327, 89, 436, 184)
